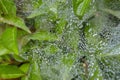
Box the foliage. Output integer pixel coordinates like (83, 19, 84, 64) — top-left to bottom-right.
(0, 65, 24, 79)
(0, 0, 120, 80)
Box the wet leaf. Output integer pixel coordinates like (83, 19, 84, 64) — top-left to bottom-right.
(32, 0, 42, 9)
(103, 9, 120, 19)
(73, 0, 92, 19)
(68, 29, 80, 50)
(55, 18, 67, 34)
(0, 65, 24, 79)
(84, 23, 102, 53)
(72, 0, 83, 15)
(29, 62, 42, 80)
(27, 3, 49, 18)
(28, 1, 58, 19)
(0, 16, 31, 33)
(62, 53, 76, 67)
(28, 31, 58, 41)
(98, 54, 120, 79)
(44, 44, 60, 55)
(90, 61, 103, 80)
(87, 55, 103, 80)
(0, 26, 18, 54)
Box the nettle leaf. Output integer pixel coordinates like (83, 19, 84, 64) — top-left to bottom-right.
(28, 31, 58, 41)
(73, 0, 91, 19)
(0, 65, 24, 79)
(0, 0, 16, 16)
(28, 1, 58, 19)
(28, 4, 49, 18)
(103, 9, 120, 19)
(1, 26, 19, 55)
(0, 16, 31, 33)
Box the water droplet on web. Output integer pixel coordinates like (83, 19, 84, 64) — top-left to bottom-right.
(18, 0, 120, 79)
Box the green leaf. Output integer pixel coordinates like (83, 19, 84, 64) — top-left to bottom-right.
(0, 26, 19, 54)
(28, 31, 58, 41)
(0, 26, 5, 36)
(17, 30, 29, 48)
(44, 44, 60, 55)
(68, 29, 80, 50)
(0, 44, 10, 56)
(55, 18, 67, 34)
(0, 16, 31, 33)
(13, 55, 27, 62)
(19, 63, 30, 73)
(57, 0, 66, 3)
(28, 1, 58, 19)
(89, 63, 103, 80)
(32, 0, 42, 9)
(72, 0, 83, 14)
(0, 0, 16, 16)
(0, 54, 11, 63)
(21, 76, 29, 80)
(62, 53, 76, 67)
(89, 56, 103, 80)
(84, 23, 102, 53)
(73, 0, 91, 19)
(29, 62, 42, 80)
(0, 65, 24, 79)
(103, 9, 120, 19)
(27, 3, 49, 18)
(78, 0, 91, 18)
